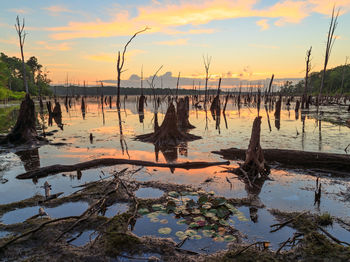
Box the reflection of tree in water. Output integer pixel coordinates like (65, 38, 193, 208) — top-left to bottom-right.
(117, 108, 129, 158)
(237, 174, 267, 223)
(154, 142, 188, 163)
(16, 148, 40, 172)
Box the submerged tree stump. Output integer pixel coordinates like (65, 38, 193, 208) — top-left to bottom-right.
(241, 116, 270, 178)
(135, 103, 200, 147)
(138, 94, 145, 112)
(1, 94, 38, 144)
(177, 96, 195, 129)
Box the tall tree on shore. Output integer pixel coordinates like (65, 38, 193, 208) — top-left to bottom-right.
(318, 6, 339, 111)
(116, 27, 149, 108)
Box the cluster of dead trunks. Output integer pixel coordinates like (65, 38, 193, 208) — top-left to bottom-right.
(135, 96, 200, 161)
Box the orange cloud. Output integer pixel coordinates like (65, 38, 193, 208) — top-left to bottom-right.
(256, 19, 269, 30)
(43, 5, 72, 14)
(8, 8, 31, 14)
(36, 41, 72, 51)
(85, 49, 146, 62)
(46, 0, 320, 40)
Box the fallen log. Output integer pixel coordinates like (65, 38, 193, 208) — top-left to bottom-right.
(212, 148, 350, 173)
(16, 158, 230, 180)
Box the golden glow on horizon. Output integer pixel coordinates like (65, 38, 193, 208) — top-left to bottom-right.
(3, 0, 350, 84)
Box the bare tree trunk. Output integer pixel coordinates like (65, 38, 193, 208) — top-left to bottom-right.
(15, 16, 28, 94)
(115, 28, 149, 109)
(318, 7, 339, 112)
(303, 47, 312, 109)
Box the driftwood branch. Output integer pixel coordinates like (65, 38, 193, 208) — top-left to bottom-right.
(16, 158, 230, 180)
(0, 216, 79, 251)
(213, 148, 350, 174)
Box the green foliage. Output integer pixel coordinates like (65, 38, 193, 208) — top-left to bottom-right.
(0, 87, 25, 100)
(317, 212, 333, 226)
(0, 52, 52, 97)
(281, 64, 350, 95)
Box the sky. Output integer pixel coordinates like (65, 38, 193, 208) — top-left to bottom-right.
(0, 0, 349, 89)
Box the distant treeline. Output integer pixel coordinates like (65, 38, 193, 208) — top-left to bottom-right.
(280, 64, 350, 95)
(51, 85, 230, 96)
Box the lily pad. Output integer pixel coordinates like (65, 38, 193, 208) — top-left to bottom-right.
(202, 229, 215, 237)
(152, 204, 164, 211)
(175, 231, 187, 240)
(213, 197, 226, 206)
(219, 219, 229, 226)
(168, 191, 179, 198)
(138, 208, 150, 215)
(185, 229, 197, 236)
(204, 212, 216, 218)
(217, 207, 230, 218)
(191, 209, 201, 215)
(198, 195, 208, 204)
(160, 219, 168, 224)
(224, 235, 236, 242)
(213, 236, 224, 242)
(181, 210, 190, 216)
(190, 234, 202, 240)
(202, 203, 212, 209)
(193, 216, 206, 222)
(158, 227, 172, 234)
(176, 219, 187, 225)
(150, 217, 159, 223)
(189, 222, 200, 228)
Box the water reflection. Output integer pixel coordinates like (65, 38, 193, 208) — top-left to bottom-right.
(15, 148, 40, 172)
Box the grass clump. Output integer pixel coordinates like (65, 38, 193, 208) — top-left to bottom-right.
(316, 212, 333, 226)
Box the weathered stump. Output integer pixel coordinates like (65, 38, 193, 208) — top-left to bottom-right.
(177, 96, 195, 129)
(1, 94, 38, 144)
(135, 103, 200, 147)
(241, 116, 270, 178)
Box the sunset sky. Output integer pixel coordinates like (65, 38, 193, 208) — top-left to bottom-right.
(0, 0, 349, 87)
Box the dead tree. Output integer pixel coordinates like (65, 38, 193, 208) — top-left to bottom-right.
(138, 65, 145, 114)
(176, 72, 180, 101)
(302, 47, 312, 109)
(203, 55, 211, 107)
(318, 7, 339, 112)
(274, 95, 282, 130)
(0, 17, 39, 144)
(210, 78, 221, 118)
(15, 16, 28, 94)
(265, 74, 274, 105)
(116, 27, 149, 108)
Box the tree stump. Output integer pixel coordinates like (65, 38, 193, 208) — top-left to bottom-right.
(135, 103, 201, 147)
(177, 96, 195, 129)
(241, 116, 270, 178)
(1, 94, 38, 144)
